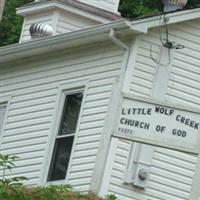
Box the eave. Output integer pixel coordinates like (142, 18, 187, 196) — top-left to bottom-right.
(1, 7, 200, 63)
(0, 20, 129, 63)
(127, 7, 200, 33)
(16, 0, 121, 24)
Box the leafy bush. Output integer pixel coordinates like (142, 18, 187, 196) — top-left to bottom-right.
(0, 153, 117, 200)
(0, 185, 105, 200)
(0, 154, 28, 186)
(106, 194, 118, 200)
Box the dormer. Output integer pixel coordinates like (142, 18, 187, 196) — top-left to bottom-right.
(17, 0, 121, 43)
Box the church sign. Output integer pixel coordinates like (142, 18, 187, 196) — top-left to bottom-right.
(114, 94, 200, 154)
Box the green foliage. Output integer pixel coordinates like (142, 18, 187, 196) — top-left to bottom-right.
(0, 0, 32, 46)
(0, 153, 28, 186)
(0, 153, 28, 200)
(119, 0, 162, 19)
(0, 154, 107, 199)
(187, 0, 200, 7)
(0, 0, 199, 46)
(0, 185, 105, 200)
(106, 194, 118, 200)
(118, 0, 200, 19)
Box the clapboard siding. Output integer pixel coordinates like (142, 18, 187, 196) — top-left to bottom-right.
(166, 20, 200, 107)
(0, 43, 123, 190)
(78, 0, 119, 12)
(107, 140, 195, 200)
(129, 35, 159, 97)
(19, 8, 102, 43)
(20, 11, 54, 42)
(56, 11, 98, 34)
(106, 19, 200, 199)
(68, 77, 116, 191)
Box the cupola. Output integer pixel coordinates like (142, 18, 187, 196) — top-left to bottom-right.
(17, 0, 121, 43)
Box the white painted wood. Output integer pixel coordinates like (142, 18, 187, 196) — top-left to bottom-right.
(78, 0, 120, 13)
(152, 46, 174, 98)
(0, 42, 123, 191)
(20, 10, 54, 42)
(52, 9, 60, 35)
(42, 82, 87, 185)
(56, 10, 99, 35)
(0, 97, 11, 147)
(1, 7, 200, 199)
(122, 37, 137, 93)
(18, 0, 118, 42)
(99, 137, 118, 197)
(189, 156, 200, 199)
(0, 104, 6, 133)
(101, 19, 200, 200)
(89, 31, 130, 193)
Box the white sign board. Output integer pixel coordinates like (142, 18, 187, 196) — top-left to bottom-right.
(114, 95, 200, 154)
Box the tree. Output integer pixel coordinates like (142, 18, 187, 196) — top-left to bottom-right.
(119, 0, 162, 19)
(0, 0, 199, 47)
(119, 0, 200, 18)
(0, 0, 32, 47)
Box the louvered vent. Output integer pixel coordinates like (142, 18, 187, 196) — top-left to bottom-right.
(29, 23, 53, 39)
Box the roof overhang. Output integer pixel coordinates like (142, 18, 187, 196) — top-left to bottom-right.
(127, 7, 200, 33)
(1, 7, 200, 63)
(0, 20, 129, 63)
(17, 0, 121, 23)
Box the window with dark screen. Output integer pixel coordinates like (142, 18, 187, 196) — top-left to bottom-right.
(47, 93, 83, 182)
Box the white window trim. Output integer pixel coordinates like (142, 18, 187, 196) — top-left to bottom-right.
(40, 79, 89, 185)
(0, 96, 11, 148)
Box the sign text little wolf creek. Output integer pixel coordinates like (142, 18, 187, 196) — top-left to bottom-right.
(114, 95, 200, 154)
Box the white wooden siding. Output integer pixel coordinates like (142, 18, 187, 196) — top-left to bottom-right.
(19, 8, 103, 43)
(129, 34, 159, 97)
(166, 20, 200, 107)
(106, 19, 200, 199)
(78, 0, 120, 13)
(20, 11, 54, 43)
(56, 10, 99, 34)
(0, 42, 124, 191)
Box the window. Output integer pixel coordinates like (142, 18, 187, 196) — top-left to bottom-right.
(47, 92, 83, 182)
(0, 104, 6, 133)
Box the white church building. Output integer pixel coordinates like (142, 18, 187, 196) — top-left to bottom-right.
(0, 0, 200, 199)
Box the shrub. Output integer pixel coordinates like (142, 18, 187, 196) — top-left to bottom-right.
(0, 153, 117, 200)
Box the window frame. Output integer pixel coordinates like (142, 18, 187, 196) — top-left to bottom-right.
(47, 91, 84, 182)
(0, 98, 10, 146)
(43, 82, 87, 185)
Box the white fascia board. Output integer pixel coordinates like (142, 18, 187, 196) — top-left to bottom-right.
(17, 1, 112, 23)
(16, 2, 56, 16)
(2, 8, 200, 62)
(78, 0, 120, 14)
(0, 19, 128, 62)
(127, 8, 200, 33)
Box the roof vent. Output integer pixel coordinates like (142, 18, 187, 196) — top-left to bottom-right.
(162, 0, 188, 12)
(29, 23, 53, 39)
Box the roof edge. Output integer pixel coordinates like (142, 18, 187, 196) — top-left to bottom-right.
(127, 7, 200, 33)
(1, 7, 200, 62)
(0, 19, 128, 63)
(17, 0, 121, 21)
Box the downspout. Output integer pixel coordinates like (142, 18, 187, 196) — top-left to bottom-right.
(90, 28, 131, 196)
(109, 28, 129, 51)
